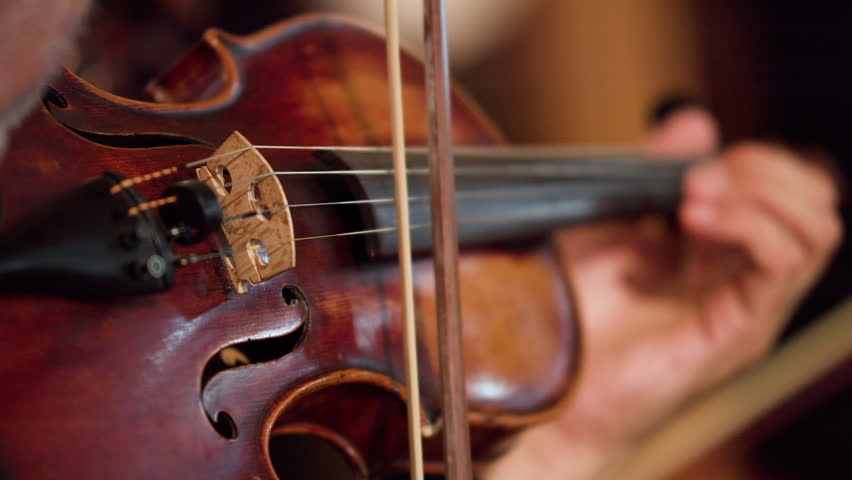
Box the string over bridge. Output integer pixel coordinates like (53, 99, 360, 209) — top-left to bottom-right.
(198, 132, 296, 294)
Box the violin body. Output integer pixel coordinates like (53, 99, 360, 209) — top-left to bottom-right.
(0, 16, 579, 479)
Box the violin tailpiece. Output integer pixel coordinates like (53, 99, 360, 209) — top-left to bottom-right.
(197, 131, 295, 294)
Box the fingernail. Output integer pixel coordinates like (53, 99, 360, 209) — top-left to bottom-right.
(650, 93, 705, 127)
(691, 162, 728, 199)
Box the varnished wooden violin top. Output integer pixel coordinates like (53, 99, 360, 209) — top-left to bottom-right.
(0, 15, 583, 479)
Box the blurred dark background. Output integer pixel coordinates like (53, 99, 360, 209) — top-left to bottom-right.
(69, 1, 850, 477)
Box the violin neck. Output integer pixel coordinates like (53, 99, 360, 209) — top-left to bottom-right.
(322, 147, 693, 257)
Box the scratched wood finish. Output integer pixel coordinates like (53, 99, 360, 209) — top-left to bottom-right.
(0, 15, 580, 479)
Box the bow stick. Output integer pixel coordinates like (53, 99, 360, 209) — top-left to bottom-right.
(423, 0, 473, 478)
(385, 0, 473, 478)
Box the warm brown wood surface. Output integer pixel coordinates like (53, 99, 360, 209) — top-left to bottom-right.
(0, 15, 579, 479)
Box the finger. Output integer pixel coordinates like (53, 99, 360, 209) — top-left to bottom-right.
(680, 190, 808, 282)
(743, 183, 840, 260)
(725, 143, 839, 209)
(684, 156, 842, 258)
(680, 194, 816, 322)
(646, 106, 720, 158)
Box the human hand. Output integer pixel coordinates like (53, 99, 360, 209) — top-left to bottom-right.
(484, 105, 843, 479)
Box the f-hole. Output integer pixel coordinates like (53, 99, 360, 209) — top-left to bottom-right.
(202, 284, 310, 439)
(212, 411, 238, 440)
(42, 87, 206, 149)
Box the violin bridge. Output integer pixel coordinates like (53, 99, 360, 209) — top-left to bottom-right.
(197, 131, 295, 294)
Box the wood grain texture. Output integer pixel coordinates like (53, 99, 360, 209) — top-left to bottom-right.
(197, 132, 296, 293)
(0, 15, 579, 479)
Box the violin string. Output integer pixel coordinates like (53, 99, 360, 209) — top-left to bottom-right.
(221, 197, 401, 223)
(109, 144, 402, 195)
(221, 165, 682, 190)
(117, 160, 679, 223)
(219, 178, 680, 224)
(293, 225, 426, 242)
(108, 141, 689, 197)
(291, 206, 625, 242)
(174, 244, 261, 267)
(219, 169, 424, 190)
(127, 195, 177, 216)
(109, 147, 256, 194)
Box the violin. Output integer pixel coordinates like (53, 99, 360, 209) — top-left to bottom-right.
(0, 14, 690, 479)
